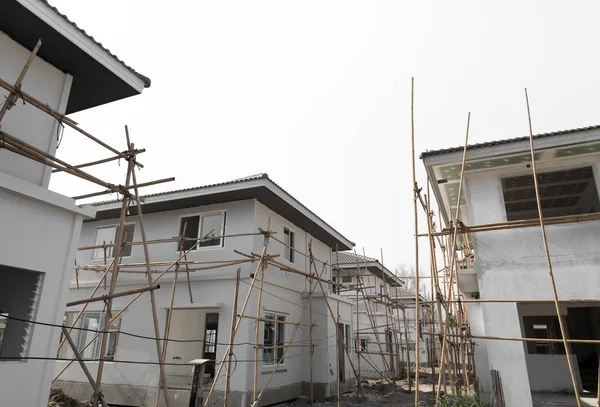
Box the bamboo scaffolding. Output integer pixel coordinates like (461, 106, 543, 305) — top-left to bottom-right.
(336, 301, 341, 407)
(224, 268, 241, 407)
(65, 284, 160, 307)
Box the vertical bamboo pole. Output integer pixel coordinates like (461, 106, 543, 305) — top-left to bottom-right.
(154, 223, 188, 407)
(401, 305, 411, 391)
(354, 253, 362, 399)
(380, 249, 395, 377)
(309, 253, 314, 404)
(524, 88, 581, 407)
(224, 268, 241, 407)
(410, 77, 421, 404)
(436, 112, 470, 398)
(93, 139, 135, 406)
(253, 216, 272, 402)
(336, 301, 341, 407)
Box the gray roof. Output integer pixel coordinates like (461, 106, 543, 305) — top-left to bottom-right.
(331, 251, 378, 265)
(420, 125, 600, 159)
(88, 173, 355, 251)
(41, 0, 150, 87)
(332, 251, 402, 286)
(91, 173, 268, 206)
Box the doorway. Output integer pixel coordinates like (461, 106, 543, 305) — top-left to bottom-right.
(202, 313, 219, 377)
(164, 309, 219, 389)
(337, 322, 345, 383)
(567, 307, 600, 393)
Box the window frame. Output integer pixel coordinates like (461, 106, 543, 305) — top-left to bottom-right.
(63, 311, 122, 361)
(175, 210, 227, 253)
(282, 226, 296, 264)
(262, 311, 287, 366)
(91, 222, 136, 261)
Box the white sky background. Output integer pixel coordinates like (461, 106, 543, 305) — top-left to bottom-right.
(47, 0, 600, 273)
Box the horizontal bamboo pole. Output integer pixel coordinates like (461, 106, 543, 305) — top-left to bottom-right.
(52, 149, 145, 173)
(66, 284, 160, 307)
(0, 76, 139, 160)
(420, 212, 600, 237)
(78, 231, 267, 251)
(416, 298, 600, 305)
(421, 331, 600, 345)
(239, 314, 315, 327)
(77, 259, 254, 275)
(72, 177, 174, 200)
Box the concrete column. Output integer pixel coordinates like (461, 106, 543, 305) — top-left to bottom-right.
(482, 302, 532, 407)
(467, 302, 492, 400)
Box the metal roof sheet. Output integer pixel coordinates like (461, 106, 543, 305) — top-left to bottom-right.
(420, 125, 600, 159)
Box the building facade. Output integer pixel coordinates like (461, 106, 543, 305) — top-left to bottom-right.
(0, 1, 148, 406)
(55, 174, 357, 407)
(423, 126, 600, 406)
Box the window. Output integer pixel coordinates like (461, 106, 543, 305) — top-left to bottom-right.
(263, 313, 285, 365)
(407, 342, 416, 352)
(344, 325, 350, 349)
(72, 312, 121, 360)
(341, 275, 352, 284)
(502, 166, 600, 221)
(359, 339, 368, 352)
(380, 284, 384, 295)
(178, 212, 226, 251)
(332, 276, 338, 294)
(283, 227, 295, 263)
(92, 224, 135, 259)
(523, 315, 565, 355)
(0, 266, 43, 361)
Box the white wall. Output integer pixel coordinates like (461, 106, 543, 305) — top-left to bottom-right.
(465, 154, 600, 406)
(0, 31, 72, 188)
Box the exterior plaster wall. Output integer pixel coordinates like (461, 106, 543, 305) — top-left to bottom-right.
(0, 31, 72, 187)
(465, 156, 600, 405)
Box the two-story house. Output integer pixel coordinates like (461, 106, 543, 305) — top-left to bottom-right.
(422, 125, 600, 406)
(0, 1, 149, 406)
(55, 173, 357, 407)
(332, 252, 430, 380)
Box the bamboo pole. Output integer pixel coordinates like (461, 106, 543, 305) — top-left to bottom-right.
(436, 112, 471, 399)
(92, 139, 135, 406)
(410, 77, 422, 404)
(354, 253, 362, 399)
(309, 248, 315, 403)
(72, 177, 173, 200)
(252, 217, 271, 402)
(336, 301, 341, 407)
(0, 39, 41, 121)
(401, 305, 411, 391)
(224, 268, 241, 407)
(524, 88, 581, 407)
(204, 219, 273, 406)
(61, 326, 109, 407)
(66, 284, 160, 307)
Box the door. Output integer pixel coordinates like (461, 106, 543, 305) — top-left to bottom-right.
(337, 323, 345, 383)
(203, 313, 219, 377)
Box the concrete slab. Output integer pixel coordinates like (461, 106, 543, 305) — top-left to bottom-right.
(532, 392, 597, 407)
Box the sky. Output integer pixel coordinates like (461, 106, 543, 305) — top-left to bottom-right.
(47, 0, 600, 272)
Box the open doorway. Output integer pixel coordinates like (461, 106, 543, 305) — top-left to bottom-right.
(567, 307, 600, 393)
(164, 309, 219, 390)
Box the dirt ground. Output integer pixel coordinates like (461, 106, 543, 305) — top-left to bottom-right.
(288, 374, 440, 407)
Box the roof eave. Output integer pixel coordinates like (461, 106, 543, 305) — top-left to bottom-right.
(18, 0, 148, 92)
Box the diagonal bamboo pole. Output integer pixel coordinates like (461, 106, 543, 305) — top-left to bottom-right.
(524, 88, 581, 407)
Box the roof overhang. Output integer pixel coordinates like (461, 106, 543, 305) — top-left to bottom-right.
(336, 261, 402, 286)
(89, 177, 355, 251)
(2, 0, 150, 113)
(422, 126, 600, 225)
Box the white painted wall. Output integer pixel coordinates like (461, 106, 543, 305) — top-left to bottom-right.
(0, 31, 95, 407)
(0, 31, 72, 188)
(464, 153, 600, 406)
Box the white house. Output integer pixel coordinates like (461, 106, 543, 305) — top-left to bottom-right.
(422, 125, 600, 406)
(55, 173, 357, 407)
(332, 252, 430, 380)
(0, 1, 149, 406)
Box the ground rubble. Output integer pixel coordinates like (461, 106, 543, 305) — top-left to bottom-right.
(48, 388, 90, 407)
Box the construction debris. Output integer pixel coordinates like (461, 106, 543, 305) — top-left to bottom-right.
(48, 389, 89, 407)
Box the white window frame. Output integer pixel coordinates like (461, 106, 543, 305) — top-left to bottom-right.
(63, 312, 122, 361)
(175, 210, 227, 253)
(262, 311, 287, 366)
(282, 226, 295, 264)
(91, 223, 136, 260)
